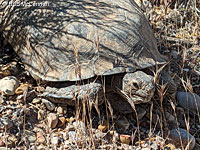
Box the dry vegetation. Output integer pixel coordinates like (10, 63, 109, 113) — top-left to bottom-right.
(0, 0, 200, 149)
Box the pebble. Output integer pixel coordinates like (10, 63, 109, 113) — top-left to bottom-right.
(0, 76, 19, 95)
(168, 128, 195, 149)
(51, 136, 59, 145)
(176, 92, 200, 114)
(26, 131, 36, 143)
(47, 113, 58, 129)
(72, 120, 84, 128)
(42, 99, 55, 111)
(68, 131, 76, 141)
(57, 117, 66, 127)
(98, 124, 108, 132)
(171, 50, 179, 59)
(0, 137, 4, 147)
(57, 106, 64, 114)
(0, 118, 13, 129)
(6, 109, 12, 115)
(120, 134, 131, 145)
(15, 83, 29, 95)
(115, 116, 129, 130)
(36, 132, 46, 144)
(32, 98, 41, 104)
(165, 112, 176, 123)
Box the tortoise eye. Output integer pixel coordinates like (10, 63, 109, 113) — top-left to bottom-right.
(132, 82, 139, 89)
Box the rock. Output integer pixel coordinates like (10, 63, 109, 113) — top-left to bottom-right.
(115, 116, 129, 130)
(51, 136, 59, 145)
(36, 132, 46, 144)
(168, 128, 195, 149)
(0, 118, 13, 129)
(72, 120, 85, 130)
(32, 98, 41, 104)
(0, 76, 19, 95)
(15, 83, 29, 95)
(171, 50, 178, 59)
(0, 137, 4, 147)
(26, 131, 36, 143)
(165, 144, 176, 150)
(165, 112, 176, 123)
(98, 124, 108, 132)
(68, 131, 76, 141)
(6, 109, 12, 115)
(42, 99, 55, 111)
(120, 134, 131, 145)
(57, 117, 66, 127)
(57, 106, 64, 114)
(176, 92, 200, 114)
(47, 113, 58, 129)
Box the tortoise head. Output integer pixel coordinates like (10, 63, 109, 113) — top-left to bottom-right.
(117, 71, 155, 104)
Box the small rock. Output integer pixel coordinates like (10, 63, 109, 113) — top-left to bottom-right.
(51, 136, 59, 145)
(183, 68, 190, 72)
(42, 99, 55, 111)
(120, 134, 131, 145)
(69, 117, 75, 123)
(0, 118, 13, 129)
(32, 98, 41, 104)
(98, 124, 108, 132)
(47, 113, 58, 129)
(95, 130, 106, 139)
(0, 137, 4, 147)
(168, 128, 195, 149)
(165, 112, 175, 123)
(0, 76, 19, 95)
(176, 92, 200, 114)
(165, 144, 176, 150)
(57, 106, 64, 114)
(68, 131, 76, 141)
(36, 132, 45, 144)
(57, 117, 66, 127)
(15, 83, 29, 95)
(171, 50, 178, 59)
(72, 120, 85, 129)
(6, 109, 12, 115)
(26, 131, 36, 143)
(115, 116, 129, 130)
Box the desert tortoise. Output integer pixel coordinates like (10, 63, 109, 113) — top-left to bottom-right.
(0, 0, 171, 106)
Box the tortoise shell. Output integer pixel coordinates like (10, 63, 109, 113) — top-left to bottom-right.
(1, 0, 166, 81)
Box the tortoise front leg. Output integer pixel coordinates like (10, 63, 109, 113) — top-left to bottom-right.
(41, 82, 103, 106)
